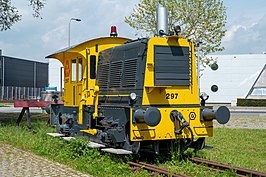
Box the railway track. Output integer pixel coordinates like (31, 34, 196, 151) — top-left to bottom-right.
(128, 161, 189, 177)
(190, 157, 266, 177)
(128, 158, 266, 177)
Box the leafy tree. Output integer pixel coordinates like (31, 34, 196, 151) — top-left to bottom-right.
(125, 0, 227, 67)
(0, 0, 45, 31)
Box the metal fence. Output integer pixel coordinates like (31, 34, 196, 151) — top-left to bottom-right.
(0, 86, 44, 101)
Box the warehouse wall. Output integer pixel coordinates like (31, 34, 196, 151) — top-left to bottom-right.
(200, 54, 266, 103)
(0, 56, 48, 88)
(36, 62, 49, 88)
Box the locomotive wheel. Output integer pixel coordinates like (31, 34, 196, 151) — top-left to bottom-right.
(125, 123, 140, 154)
(193, 138, 205, 151)
(55, 113, 72, 136)
(55, 113, 63, 134)
(55, 124, 61, 133)
(131, 141, 140, 154)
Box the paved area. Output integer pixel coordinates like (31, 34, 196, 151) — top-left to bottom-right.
(214, 116, 266, 129)
(0, 142, 90, 177)
(0, 106, 43, 113)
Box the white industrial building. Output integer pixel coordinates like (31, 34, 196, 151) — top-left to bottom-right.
(48, 59, 63, 91)
(48, 54, 266, 104)
(200, 54, 266, 104)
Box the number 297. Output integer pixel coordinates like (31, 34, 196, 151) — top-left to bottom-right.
(166, 93, 178, 99)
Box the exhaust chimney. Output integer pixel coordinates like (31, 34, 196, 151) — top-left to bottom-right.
(156, 4, 168, 36)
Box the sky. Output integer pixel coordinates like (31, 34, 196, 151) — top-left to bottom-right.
(0, 0, 266, 62)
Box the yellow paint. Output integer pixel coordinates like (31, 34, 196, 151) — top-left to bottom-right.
(130, 107, 212, 141)
(46, 37, 130, 125)
(142, 36, 199, 105)
(80, 129, 97, 135)
(93, 86, 99, 118)
(129, 36, 213, 141)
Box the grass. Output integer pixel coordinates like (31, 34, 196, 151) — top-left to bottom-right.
(202, 128, 266, 172)
(0, 102, 13, 107)
(0, 115, 146, 177)
(0, 113, 265, 176)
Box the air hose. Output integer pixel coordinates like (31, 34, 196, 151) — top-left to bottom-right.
(170, 110, 194, 150)
(184, 126, 194, 150)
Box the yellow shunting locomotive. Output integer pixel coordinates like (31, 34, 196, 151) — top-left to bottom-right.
(46, 7, 230, 154)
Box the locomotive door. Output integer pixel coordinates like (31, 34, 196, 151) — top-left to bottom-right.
(71, 58, 83, 106)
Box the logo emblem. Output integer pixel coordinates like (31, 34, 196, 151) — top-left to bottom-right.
(64, 60, 70, 78)
(189, 112, 196, 120)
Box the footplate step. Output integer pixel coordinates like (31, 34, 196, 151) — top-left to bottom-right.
(88, 142, 106, 148)
(62, 137, 75, 141)
(47, 133, 65, 137)
(101, 148, 132, 155)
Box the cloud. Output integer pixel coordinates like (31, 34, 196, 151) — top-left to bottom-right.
(0, 0, 140, 61)
(41, 26, 67, 48)
(40, 0, 140, 51)
(221, 14, 266, 54)
(2, 0, 266, 59)
(223, 24, 242, 42)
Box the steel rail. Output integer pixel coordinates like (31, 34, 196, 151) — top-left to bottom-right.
(190, 157, 266, 177)
(128, 161, 189, 177)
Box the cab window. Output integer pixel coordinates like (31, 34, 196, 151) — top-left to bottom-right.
(78, 58, 82, 81)
(71, 59, 76, 82)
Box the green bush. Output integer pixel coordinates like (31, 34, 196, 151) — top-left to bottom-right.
(237, 98, 266, 106)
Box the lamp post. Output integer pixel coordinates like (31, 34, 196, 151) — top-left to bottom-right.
(68, 18, 81, 47)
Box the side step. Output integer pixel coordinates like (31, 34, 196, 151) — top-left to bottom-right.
(101, 148, 132, 155)
(88, 142, 106, 148)
(47, 133, 65, 137)
(62, 137, 75, 141)
(47, 133, 132, 155)
(47, 133, 75, 141)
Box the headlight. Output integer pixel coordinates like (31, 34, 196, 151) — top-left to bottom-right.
(129, 92, 137, 101)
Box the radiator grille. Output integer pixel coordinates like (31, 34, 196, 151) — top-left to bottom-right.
(122, 58, 138, 87)
(98, 63, 109, 88)
(110, 61, 123, 88)
(154, 46, 190, 86)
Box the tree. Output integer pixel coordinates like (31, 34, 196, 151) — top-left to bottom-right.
(125, 0, 227, 67)
(0, 0, 45, 31)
